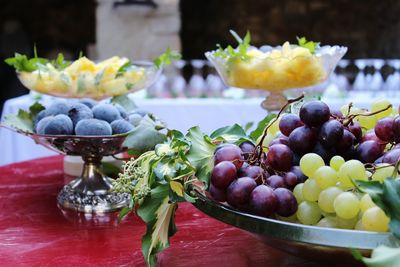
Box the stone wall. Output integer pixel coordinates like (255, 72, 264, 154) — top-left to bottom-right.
(180, 0, 400, 59)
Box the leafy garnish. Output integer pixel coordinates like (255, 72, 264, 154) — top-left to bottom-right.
(352, 246, 400, 267)
(115, 60, 133, 78)
(2, 102, 45, 132)
(153, 47, 182, 69)
(51, 53, 71, 70)
(213, 30, 251, 61)
(296, 36, 319, 54)
(5, 51, 71, 72)
(354, 178, 400, 238)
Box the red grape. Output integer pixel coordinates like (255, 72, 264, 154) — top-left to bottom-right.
(210, 184, 227, 202)
(283, 172, 298, 188)
(393, 117, 400, 143)
(266, 175, 287, 189)
(239, 141, 255, 160)
(375, 117, 394, 142)
(312, 142, 333, 163)
(266, 144, 293, 171)
(226, 177, 257, 210)
(250, 185, 277, 217)
(331, 110, 344, 118)
(269, 137, 289, 147)
(356, 140, 383, 163)
(274, 188, 298, 217)
(299, 101, 330, 127)
(336, 129, 356, 153)
(382, 149, 400, 164)
(214, 145, 244, 170)
(211, 161, 237, 189)
(238, 165, 266, 185)
(319, 119, 344, 148)
(290, 166, 307, 183)
(348, 121, 362, 142)
(288, 126, 317, 155)
(279, 114, 304, 136)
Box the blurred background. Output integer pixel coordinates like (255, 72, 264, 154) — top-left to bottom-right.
(1, 0, 400, 115)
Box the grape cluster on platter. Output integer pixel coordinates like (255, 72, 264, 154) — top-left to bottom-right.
(209, 99, 398, 233)
(34, 99, 148, 136)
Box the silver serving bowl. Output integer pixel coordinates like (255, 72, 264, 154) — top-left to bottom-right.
(193, 191, 399, 265)
(5, 127, 130, 213)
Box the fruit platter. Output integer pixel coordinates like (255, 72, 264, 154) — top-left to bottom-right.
(206, 31, 347, 110)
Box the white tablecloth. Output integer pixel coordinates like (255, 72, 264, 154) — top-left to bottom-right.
(1, 92, 398, 166)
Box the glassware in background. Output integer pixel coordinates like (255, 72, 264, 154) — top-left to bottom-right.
(168, 60, 187, 98)
(385, 59, 400, 98)
(187, 60, 206, 97)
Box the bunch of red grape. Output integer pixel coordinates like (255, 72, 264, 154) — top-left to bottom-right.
(209, 99, 398, 224)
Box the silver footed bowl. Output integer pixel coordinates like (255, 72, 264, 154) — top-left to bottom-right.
(8, 127, 131, 213)
(193, 190, 399, 265)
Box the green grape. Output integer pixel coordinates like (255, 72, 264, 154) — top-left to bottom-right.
(356, 114, 377, 130)
(355, 219, 365, 230)
(338, 160, 367, 188)
(258, 131, 275, 150)
(268, 117, 281, 135)
(330, 155, 345, 172)
(372, 164, 395, 183)
(362, 207, 390, 232)
(334, 192, 360, 219)
(336, 216, 358, 229)
(293, 183, 304, 204)
(296, 201, 322, 225)
(302, 179, 321, 202)
(300, 153, 325, 178)
(318, 186, 343, 213)
(314, 166, 338, 189)
(316, 217, 337, 228)
(371, 99, 393, 120)
(360, 194, 376, 212)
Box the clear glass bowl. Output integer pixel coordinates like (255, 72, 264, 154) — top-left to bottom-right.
(17, 61, 162, 100)
(193, 190, 398, 265)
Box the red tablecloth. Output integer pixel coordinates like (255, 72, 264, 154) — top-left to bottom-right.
(0, 156, 337, 267)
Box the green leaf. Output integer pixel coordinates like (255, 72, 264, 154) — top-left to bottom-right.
(153, 47, 182, 69)
(115, 60, 132, 78)
(213, 30, 251, 61)
(102, 162, 121, 178)
(353, 246, 400, 267)
(296, 36, 319, 54)
(355, 178, 400, 238)
(210, 124, 250, 144)
(50, 53, 71, 70)
(250, 114, 277, 140)
(124, 115, 167, 157)
(185, 127, 216, 187)
(111, 95, 137, 112)
(29, 102, 45, 118)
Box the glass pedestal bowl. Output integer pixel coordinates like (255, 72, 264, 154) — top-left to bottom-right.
(206, 45, 347, 111)
(8, 128, 131, 213)
(193, 191, 399, 265)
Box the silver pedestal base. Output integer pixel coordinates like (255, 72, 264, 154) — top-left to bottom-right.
(57, 178, 130, 213)
(58, 155, 130, 213)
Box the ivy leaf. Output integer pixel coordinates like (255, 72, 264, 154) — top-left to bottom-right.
(153, 47, 182, 69)
(250, 114, 277, 140)
(2, 102, 45, 133)
(354, 178, 400, 238)
(124, 115, 167, 157)
(353, 246, 400, 267)
(111, 95, 137, 112)
(185, 127, 216, 188)
(296, 36, 319, 54)
(210, 124, 251, 144)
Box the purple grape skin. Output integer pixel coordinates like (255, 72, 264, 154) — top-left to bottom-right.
(211, 161, 237, 189)
(331, 110, 344, 119)
(382, 149, 400, 164)
(274, 188, 298, 217)
(239, 141, 256, 160)
(299, 101, 330, 127)
(336, 129, 356, 153)
(210, 184, 227, 202)
(312, 142, 334, 164)
(375, 117, 395, 142)
(238, 165, 265, 185)
(250, 185, 277, 217)
(266, 144, 293, 172)
(283, 172, 298, 188)
(357, 140, 383, 163)
(226, 177, 257, 210)
(269, 137, 289, 147)
(237, 162, 250, 177)
(348, 121, 362, 143)
(288, 126, 317, 155)
(319, 120, 344, 148)
(266, 175, 287, 189)
(279, 114, 304, 136)
(214, 145, 244, 170)
(393, 117, 400, 143)
(214, 143, 237, 155)
(290, 166, 307, 183)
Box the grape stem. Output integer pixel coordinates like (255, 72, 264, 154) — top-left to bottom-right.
(249, 94, 305, 165)
(343, 104, 392, 127)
